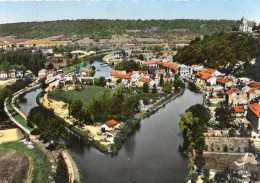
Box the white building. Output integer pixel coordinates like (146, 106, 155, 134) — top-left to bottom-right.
(239, 19, 256, 32)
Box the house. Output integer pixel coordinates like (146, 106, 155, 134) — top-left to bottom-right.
(247, 87, 260, 101)
(137, 77, 153, 88)
(231, 106, 246, 118)
(47, 69, 57, 78)
(246, 103, 260, 132)
(239, 19, 256, 32)
(178, 64, 190, 77)
(216, 78, 233, 90)
(110, 71, 132, 85)
(101, 119, 118, 132)
(195, 71, 213, 86)
(225, 88, 247, 106)
(24, 70, 33, 78)
(81, 69, 92, 76)
(0, 71, 8, 79)
(38, 69, 48, 78)
(8, 70, 16, 78)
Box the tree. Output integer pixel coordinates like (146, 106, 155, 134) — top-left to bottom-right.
(70, 100, 83, 120)
(215, 106, 235, 129)
(27, 106, 65, 143)
(152, 84, 157, 93)
(53, 154, 69, 183)
(159, 74, 164, 86)
(142, 83, 149, 93)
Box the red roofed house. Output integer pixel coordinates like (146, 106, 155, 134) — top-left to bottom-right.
(247, 103, 260, 132)
(216, 78, 233, 90)
(38, 69, 48, 78)
(225, 88, 247, 106)
(231, 106, 246, 118)
(137, 77, 153, 87)
(110, 71, 132, 85)
(246, 87, 260, 101)
(195, 71, 216, 87)
(101, 119, 118, 131)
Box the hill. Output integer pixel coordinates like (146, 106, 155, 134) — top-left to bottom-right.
(174, 32, 260, 81)
(0, 19, 239, 39)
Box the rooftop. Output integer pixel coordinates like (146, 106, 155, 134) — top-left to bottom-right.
(248, 103, 260, 118)
(225, 88, 239, 95)
(104, 119, 118, 127)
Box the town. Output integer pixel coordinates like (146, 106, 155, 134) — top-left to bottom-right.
(1, 7, 260, 183)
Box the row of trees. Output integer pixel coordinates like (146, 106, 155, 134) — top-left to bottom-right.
(68, 85, 139, 124)
(179, 104, 211, 171)
(0, 50, 45, 74)
(0, 79, 32, 121)
(0, 19, 239, 38)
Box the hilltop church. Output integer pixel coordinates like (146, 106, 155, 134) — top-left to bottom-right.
(239, 18, 257, 32)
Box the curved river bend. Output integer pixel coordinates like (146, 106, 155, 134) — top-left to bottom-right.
(18, 87, 202, 183)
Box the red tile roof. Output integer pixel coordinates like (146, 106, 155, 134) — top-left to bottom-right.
(195, 72, 212, 80)
(142, 61, 161, 65)
(205, 69, 216, 74)
(248, 103, 260, 118)
(247, 87, 259, 94)
(82, 69, 92, 73)
(111, 71, 132, 79)
(161, 62, 179, 71)
(225, 88, 239, 95)
(248, 82, 260, 88)
(232, 106, 245, 113)
(139, 77, 152, 83)
(38, 69, 47, 73)
(39, 75, 46, 79)
(217, 78, 230, 84)
(104, 119, 118, 127)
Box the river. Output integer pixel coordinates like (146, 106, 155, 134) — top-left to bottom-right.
(17, 85, 203, 183)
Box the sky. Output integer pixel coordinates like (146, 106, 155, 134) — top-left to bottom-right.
(0, 0, 260, 24)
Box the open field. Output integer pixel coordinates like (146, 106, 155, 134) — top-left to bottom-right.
(16, 36, 71, 47)
(0, 128, 24, 144)
(0, 141, 52, 183)
(0, 36, 29, 45)
(0, 150, 30, 183)
(48, 85, 107, 105)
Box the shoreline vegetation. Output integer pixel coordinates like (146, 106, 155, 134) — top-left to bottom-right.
(40, 79, 185, 154)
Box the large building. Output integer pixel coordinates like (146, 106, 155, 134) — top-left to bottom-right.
(247, 103, 260, 132)
(239, 19, 256, 32)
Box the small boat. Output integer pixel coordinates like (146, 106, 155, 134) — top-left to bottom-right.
(97, 69, 101, 71)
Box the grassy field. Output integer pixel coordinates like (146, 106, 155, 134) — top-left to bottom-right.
(48, 85, 107, 106)
(0, 141, 52, 183)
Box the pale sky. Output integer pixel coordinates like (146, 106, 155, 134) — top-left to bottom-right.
(0, 0, 260, 24)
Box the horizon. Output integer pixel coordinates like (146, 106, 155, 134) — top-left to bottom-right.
(0, 0, 260, 24)
(0, 18, 240, 25)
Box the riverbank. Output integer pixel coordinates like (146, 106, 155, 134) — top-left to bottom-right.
(4, 81, 81, 183)
(0, 141, 52, 183)
(41, 80, 185, 154)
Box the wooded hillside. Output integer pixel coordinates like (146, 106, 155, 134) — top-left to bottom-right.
(0, 19, 239, 39)
(174, 33, 260, 81)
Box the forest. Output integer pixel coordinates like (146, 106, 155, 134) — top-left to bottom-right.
(0, 19, 239, 39)
(174, 32, 260, 81)
(0, 50, 45, 74)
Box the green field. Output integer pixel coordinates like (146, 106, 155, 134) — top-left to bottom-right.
(48, 85, 107, 106)
(0, 141, 52, 183)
